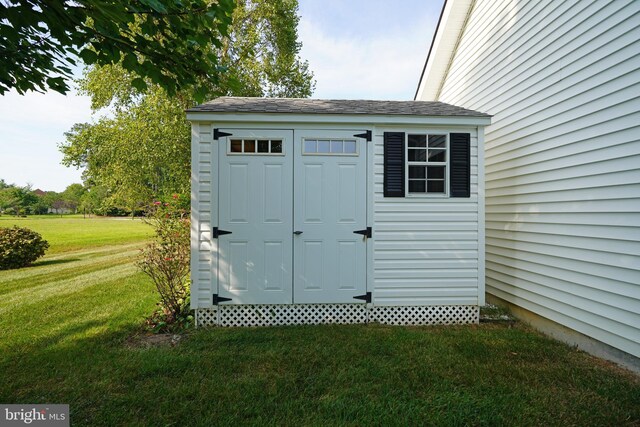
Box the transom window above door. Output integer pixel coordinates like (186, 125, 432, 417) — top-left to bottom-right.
(229, 139, 283, 155)
(303, 138, 357, 155)
(407, 134, 447, 194)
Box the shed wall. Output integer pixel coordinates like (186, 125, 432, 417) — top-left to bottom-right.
(372, 127, 482, 306)
(419, 0, 640, 356)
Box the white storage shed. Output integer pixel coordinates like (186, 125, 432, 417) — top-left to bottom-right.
(187, 97, 491, 327)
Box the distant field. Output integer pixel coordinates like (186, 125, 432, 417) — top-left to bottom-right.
(0, 215, 153, 254)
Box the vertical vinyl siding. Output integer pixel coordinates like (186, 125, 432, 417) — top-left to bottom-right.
(432, 0, 640, 356)
(373, 127, 480, 305)
(191, 123, 215, 308)
(190, 124, 199, 309)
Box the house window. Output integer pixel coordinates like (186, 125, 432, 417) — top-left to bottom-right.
(229, 139, 283, 155)
(407, 134, 447, 194)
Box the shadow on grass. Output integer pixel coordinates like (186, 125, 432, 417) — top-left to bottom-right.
(32, 258, 81, 267)
(2, 321, 639, 427)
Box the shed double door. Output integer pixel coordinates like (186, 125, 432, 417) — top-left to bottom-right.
(217, 129, 367, 305)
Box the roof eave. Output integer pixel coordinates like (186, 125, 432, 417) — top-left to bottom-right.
(414, 0, 475, 101)
(185, 111, 491, 126)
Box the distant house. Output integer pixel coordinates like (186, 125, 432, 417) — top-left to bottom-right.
(47, 207, 73, 215)
(33, 189, 46, 196)
(416, 0, 639, 370)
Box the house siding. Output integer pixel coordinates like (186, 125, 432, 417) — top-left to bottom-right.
(420, 0, 640, 356)
(372, 126, 482, 306)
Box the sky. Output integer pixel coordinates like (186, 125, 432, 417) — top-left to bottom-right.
(0, 0, 442, 193)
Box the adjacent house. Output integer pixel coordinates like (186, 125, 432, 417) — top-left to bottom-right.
(416, 0, 639, 370)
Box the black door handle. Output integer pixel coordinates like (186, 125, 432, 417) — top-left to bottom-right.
(293, 231, 303, 235)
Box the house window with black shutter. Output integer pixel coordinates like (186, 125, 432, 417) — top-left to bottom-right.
(383, 131, 470, 198)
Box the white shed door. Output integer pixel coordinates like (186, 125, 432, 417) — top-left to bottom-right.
(217, 128, 367, 305)
(293, 130, 368, 303)
(218, 130, 293, 304)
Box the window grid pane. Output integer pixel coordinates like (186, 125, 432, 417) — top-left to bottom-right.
(408, 149, 426, 161)
(271, 140, 282, 153)
(408, 180, 426, 193)
(244, 139, 256, 153)
(304, 140, 317, 153)
(427, 166, 445, 179)
(344, 140, 356, 153)
(317, 140, 330, 153)
(428, 149, 445, 162)
(230, 139, 242, 153)
(409, 166, 426, 179)
(408, 134, 426, 147)
(258, 140, 269, 153)
(427, 180, 445, 193)
(428, 135, 446, 148)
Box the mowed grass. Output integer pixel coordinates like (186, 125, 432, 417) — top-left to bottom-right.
(0, 214, 153, 254)
(1, 216, 639, 426)
(0, 215, 156, 354)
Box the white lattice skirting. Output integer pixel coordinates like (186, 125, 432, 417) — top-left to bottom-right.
(196, 305, 479, 327)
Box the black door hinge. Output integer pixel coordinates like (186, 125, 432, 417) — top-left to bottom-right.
(353, 227, 372, 238)
(213, 129, 232, 140)
(213, 294, 232, 305)
(353, 130, 372, 141)
(353, 292, 371, 303)
(212, 227, 232, 238)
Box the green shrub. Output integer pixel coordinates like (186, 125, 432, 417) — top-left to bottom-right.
(93, 206, 145, 217)
(0, 226, 50, 270)
(137, 195, 191, 332)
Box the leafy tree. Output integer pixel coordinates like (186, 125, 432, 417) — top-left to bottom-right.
(79, 185, 108, 215)
(216, 0, 314, 98)
(0, 187, 19, 212)
(30, 196, 50, 215)
(0, 0, 235, 99)
(0, 185, 37, 215)
(61, 183, 86, 212)
(61, 0, 314, 208)
(63, 86, 190, 212)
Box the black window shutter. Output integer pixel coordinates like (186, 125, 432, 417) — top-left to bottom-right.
(384, 132, 405, 197)
(450, 133, 471, 198)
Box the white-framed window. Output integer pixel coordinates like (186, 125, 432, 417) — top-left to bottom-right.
(302, 138, 358, 155)
(407, 134, 447, 194)
(228, 138, 284, 155)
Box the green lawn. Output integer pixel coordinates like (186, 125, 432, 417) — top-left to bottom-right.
(0, 214, 153, 254)
(0, 217, 638, 426)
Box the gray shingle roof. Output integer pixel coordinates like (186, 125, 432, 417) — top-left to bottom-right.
(186, 97, 490, 117)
